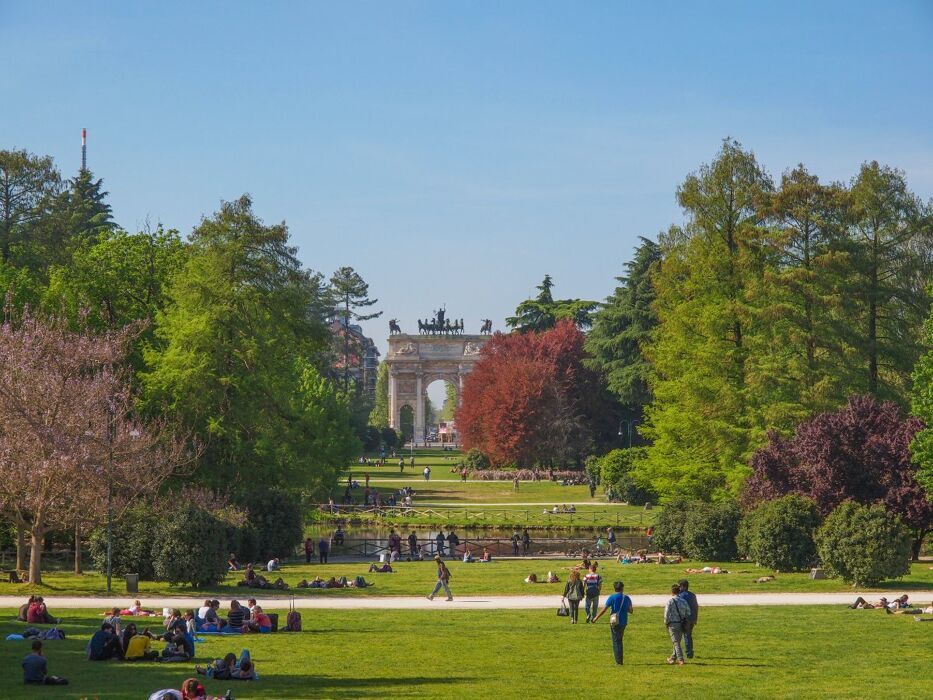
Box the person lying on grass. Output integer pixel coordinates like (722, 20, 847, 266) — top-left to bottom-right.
(369, 562, 394, 573)
(196, 650, 258, 680)
(179, 677, 232, 699)
(849, 596, 889, 609)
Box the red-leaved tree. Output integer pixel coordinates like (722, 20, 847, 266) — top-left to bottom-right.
(0, 309, 189, 583)
(457, 320, 612, 467)
(744, 395, 931, 558)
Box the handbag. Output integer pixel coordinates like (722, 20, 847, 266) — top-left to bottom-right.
(557, 600, 569, 617)
(609, 613, 619, 626)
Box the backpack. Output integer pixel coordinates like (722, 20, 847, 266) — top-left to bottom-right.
(285, 596, 302, 632)
(585, 575, 601, 595)
(41, 628, 65, 640)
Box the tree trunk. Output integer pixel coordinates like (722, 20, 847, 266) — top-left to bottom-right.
(14, 517, 26, 571)
(74, 523, 83, 575)
(28, 527, 45, 585)
(911, 530, 927, 562)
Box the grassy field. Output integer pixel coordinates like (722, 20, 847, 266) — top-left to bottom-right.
(4, 560, 932, 599)
(0, 606, 930, 699)
(329, 449, 656, 528)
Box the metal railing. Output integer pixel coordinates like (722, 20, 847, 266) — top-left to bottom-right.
(323, 536, 650, 560)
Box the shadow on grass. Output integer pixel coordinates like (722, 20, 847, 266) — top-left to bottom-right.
(314, 675, 473, 688)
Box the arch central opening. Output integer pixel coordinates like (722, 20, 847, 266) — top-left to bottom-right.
(425, 377, 459, 443)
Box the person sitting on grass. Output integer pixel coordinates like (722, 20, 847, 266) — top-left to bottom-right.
(462, 547, 474, 563)
(243, 564, 257, 585)
(480, 547, 492, 563)
(243, 606, 272, 633)
(18, 595, 36, 622)
(224, 600, 246, 631)
(228, 553, 240, 571)
(127, 600, 157, 616)
(103, 607, 122, 636)
(88, 622, 123, 661)
(23, 640, 69, 685)
(546, 571, 560, 583)
(196, 601, 222, 632)
(124, 624, 159, 661)
(266, 557, 280, 572)
(369, 562, 394, 573)
(524, 573, 539, 583)
(25, 596, 60, 625)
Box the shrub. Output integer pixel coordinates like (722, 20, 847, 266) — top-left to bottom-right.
(88, 505, 156, 580)
(151, 505, 229, 587)
(815, 501, 912, 586)
(381, 427, 401, 450)
(738, 495, 820, 571)
(683, 500, 741, 561)
(600, 448, 656, 505)
(363, 426, 382, 451)
(241, 487, 304, 561)
(652, 497, 690, 555)
(464, 448, 491, 471)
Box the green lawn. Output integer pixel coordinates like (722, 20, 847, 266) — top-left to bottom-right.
(0, 606, 929, 699)
(5, 560, 932, 599)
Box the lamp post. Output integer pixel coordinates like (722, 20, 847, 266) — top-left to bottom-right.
(617, 419, 639, 448)
(106, 405, 114, 594)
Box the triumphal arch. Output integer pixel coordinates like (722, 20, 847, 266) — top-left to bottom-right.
(385, 310, 492, 440)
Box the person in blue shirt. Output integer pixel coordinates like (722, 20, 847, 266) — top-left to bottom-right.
(678, 579, 699, 659)
(593, 581, 634, 665)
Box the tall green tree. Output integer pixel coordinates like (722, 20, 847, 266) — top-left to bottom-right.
(585, 236, 660, 422)
(43, 226, 186, 331)
(0, 149, 61, 265)
(507, 274, 597, 333)
(440, 382, 458, 421)
(368, 361, 390, 428)
(638, 139, 773, 500)
(746, 166, 852, 429)
(142, 195, 335, 491)
(911, 289, 933, 498)
(44, 168, 117, 256)
(329, 266, 381, 391)
(842, 162, 931, 403)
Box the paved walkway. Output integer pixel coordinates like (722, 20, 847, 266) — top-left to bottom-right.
(5, 592, 931, 610)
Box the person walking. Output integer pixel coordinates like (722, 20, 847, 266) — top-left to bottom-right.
(678, 579, 699, 659)
(423, 465, 431, 481)
(427, 555, 453, 601)
(593, 581, 633, 665)
(583, 564, 603, 623)
(607, 527, 617, 554)
(562, 569, 585, 624)
(521, 529, 531, 556)
(318, 536, 330, 564)
(435, 530, 446, 557)
(664, 583, 692, 665)
(511, 529, 521, 556)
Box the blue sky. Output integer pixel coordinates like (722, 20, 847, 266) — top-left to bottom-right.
(2, 1, 932, 404)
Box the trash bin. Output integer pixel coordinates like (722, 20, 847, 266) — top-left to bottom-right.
(126, 573, 139, 593)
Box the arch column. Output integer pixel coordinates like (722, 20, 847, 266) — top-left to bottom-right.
(414, 371, 424, 444)
(388, 370, 398, 429)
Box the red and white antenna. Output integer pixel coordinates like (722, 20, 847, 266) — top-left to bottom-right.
(81, 128, 87, 171)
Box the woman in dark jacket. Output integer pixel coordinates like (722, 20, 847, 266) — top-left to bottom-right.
(562, 569, 584, 624)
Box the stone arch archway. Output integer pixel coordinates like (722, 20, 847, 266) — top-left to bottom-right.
(386, 334, 487, 442)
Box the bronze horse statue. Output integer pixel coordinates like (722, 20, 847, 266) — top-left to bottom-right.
(480, 319, 492, 334)
(389, 319, 402, 335)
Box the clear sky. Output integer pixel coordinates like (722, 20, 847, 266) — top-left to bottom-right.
(2, 1, 932, 405)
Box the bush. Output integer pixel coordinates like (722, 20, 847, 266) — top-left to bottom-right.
(815, 501, 912, 586)
(89, 506, 157, 580)
(363, 426, 382, 451)
(738, 495, 820, 571)
(652, 497, 690, 555)
(381, 427, 401, 450)
(464, 448, 491, 471)
(151, 505, 229, 587)
(600, 448, 656, 505)
(240, 488, 304, 561)
(683, 500, 741, 561)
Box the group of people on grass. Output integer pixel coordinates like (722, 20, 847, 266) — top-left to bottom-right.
(849, 595, 933, 618)
(558, 575, 698, 666)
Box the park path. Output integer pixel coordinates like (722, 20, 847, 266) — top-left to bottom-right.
(4, 592, 931, 610)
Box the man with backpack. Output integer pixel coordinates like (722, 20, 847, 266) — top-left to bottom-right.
(583, 564, 602, 623)
(593, 581, 633, 665)
(678, 579, 699, 659)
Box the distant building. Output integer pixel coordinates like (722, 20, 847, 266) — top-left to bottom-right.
(329, 316, 380, 395)
(438, 421, 458, 444)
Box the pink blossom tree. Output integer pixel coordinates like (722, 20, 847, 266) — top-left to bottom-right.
(0, 308, 188, 584)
